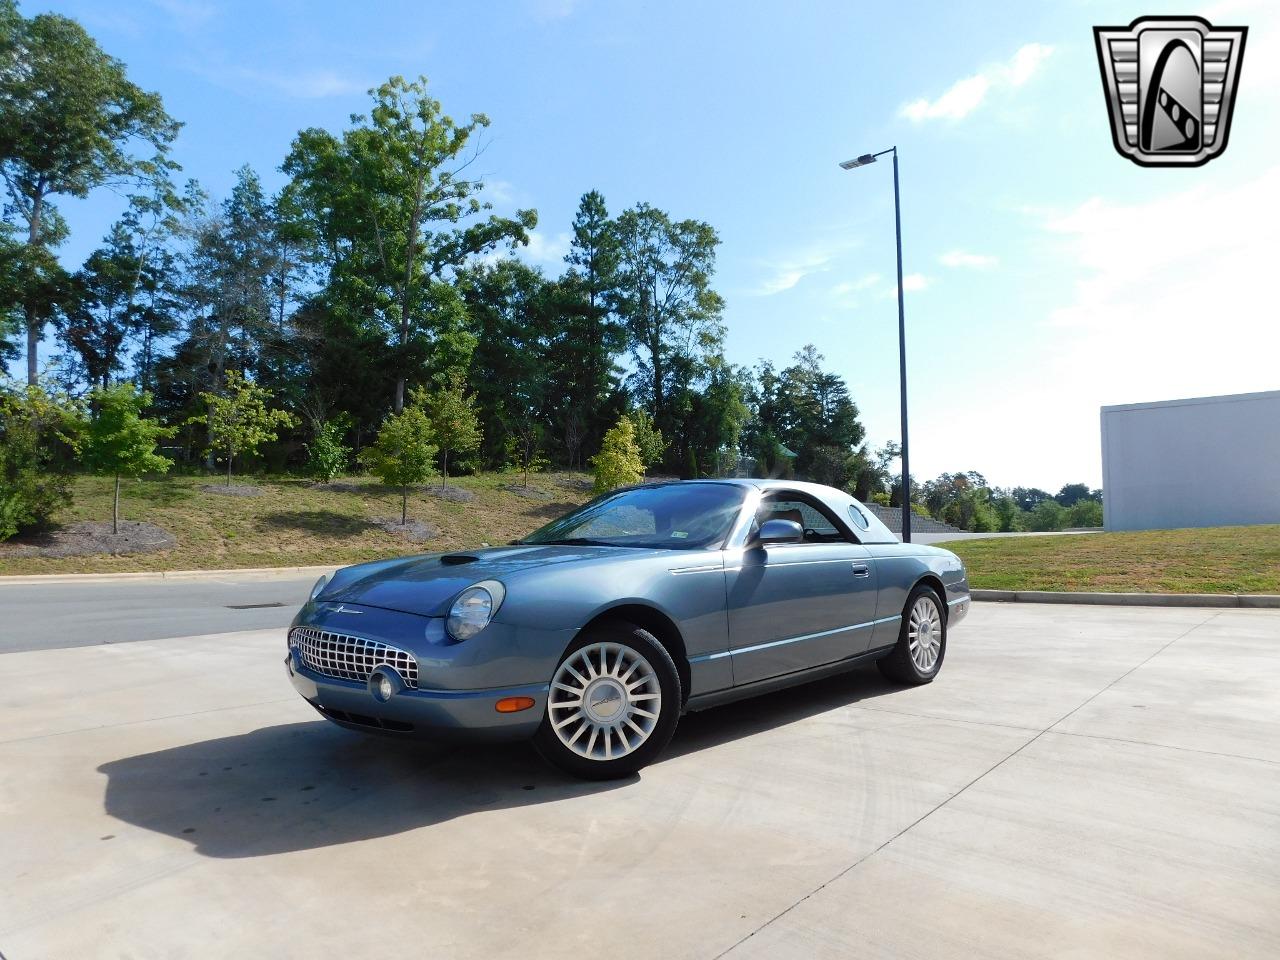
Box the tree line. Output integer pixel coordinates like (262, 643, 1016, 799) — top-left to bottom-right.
(0, 1, 1099, 541)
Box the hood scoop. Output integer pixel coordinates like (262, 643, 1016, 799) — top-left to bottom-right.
(440, 553, 480, 565)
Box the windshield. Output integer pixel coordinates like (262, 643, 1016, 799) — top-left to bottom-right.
(522, 483, 746, 550)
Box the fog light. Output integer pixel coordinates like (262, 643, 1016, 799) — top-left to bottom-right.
(495, 696, 535, 713)
(376, 675, 394, 701)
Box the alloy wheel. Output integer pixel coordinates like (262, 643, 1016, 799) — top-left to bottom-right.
(547, 641, 663, 762)
(908, 595, 943, 672)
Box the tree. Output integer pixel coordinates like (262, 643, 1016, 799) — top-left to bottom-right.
(628, 409, 666, 478)
(283, 75, 536, 412)
(1028, 498, 1067, 532)
(1056, 483, 1097, 507)
(1010, 486, 1053, 512)
(561, 190, 623, 455)
(0, 1, 180, 384)
(81, 383, 174, 533)
(613, 203, 724, 446)
(590, 416, 643, 494)
(190, 370, 296, 485)
(304, 414, 352, 483)
(360, 403, 438, 524)
(421, 374, 481, 487)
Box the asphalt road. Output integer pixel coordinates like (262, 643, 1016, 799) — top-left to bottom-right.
(2, 601, 1276, 958)
(0, 572, 319, 653)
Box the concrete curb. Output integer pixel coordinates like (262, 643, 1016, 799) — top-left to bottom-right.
(0, 565, 336, 586)
(972, 589, 1280, 609)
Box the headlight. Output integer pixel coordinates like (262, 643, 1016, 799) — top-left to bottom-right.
(309, 575, 328, 601)
(446, 580, 506, 641)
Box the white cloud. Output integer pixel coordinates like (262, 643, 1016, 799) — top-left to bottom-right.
(900, 43, 1052, 122)
(485, 179, 516, 205)
(521, 230, 572, 265)
(939, 250, 998, 269)
(753, 248, 836, 296)
(885, 274, 929, 297)
(832, 273, 880, 297)
(196, 64, 366, 99)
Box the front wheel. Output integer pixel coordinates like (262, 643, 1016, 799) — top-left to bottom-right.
(533, 622, 682, 780)
(877, 585, 947, 685)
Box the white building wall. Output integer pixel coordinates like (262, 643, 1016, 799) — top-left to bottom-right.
(1100, 390, 1280, 532)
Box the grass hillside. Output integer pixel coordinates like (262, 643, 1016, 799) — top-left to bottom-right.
(941, 525, 1280, 594)
(0, 473, 593, 576)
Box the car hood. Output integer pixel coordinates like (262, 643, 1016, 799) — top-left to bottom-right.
(319, 544, 663, 617)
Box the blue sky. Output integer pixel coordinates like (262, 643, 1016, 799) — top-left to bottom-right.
(21, 0, 1280, 490)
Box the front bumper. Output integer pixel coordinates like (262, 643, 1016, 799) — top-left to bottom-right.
(286, 655, 547, 742)
(947, 593, 971, 627)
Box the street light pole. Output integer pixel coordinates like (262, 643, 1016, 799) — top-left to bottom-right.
(839, 146, 912, 542)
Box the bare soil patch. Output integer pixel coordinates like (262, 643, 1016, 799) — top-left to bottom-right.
(423, 485, 476, 503)
(500, 483, 553, 500)
(0, 521, 176, 559)
(201, 484, 263, 497)
(370, 517, 440, 543)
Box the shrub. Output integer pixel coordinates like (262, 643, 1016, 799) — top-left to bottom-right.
(305, 416, 352, 483)
(0, 383, 82, 540)
(871, 492, 891, 506)
(591, 416, 643, 493)
(1067, 499, 1103, 528)
(628, 409, 667, 477)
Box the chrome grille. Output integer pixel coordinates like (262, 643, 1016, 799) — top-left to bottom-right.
(289, 627, 418, 690)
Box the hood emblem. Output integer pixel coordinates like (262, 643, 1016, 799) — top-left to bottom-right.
(333, 604, 362, 615)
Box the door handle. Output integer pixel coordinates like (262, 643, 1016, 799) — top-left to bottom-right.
(850, 563, 871, 578)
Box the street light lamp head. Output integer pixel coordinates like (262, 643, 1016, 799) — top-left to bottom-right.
(839, 154, 877, 170)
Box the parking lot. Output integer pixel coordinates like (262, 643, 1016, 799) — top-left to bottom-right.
(1, 600, 1277, 959)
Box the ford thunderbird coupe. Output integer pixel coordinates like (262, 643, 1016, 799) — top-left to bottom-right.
(286, 479, 970, 779)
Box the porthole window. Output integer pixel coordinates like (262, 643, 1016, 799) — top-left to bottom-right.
(848, 504, 870, 531)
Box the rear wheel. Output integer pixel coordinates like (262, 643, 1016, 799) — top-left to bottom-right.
(877, 585, 947, 685)
(533, 621, 681, 780)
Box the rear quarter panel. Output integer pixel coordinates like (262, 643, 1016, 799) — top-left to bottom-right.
(865, 544, 970, 647)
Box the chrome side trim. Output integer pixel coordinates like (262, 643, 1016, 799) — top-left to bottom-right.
(690, 614, 901, 664)
(948, 596, 969, 605)
(668, 563, 723, 576)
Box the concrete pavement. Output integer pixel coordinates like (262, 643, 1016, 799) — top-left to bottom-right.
(0, 571, 321, 653)
(0, 604, 1277, 958)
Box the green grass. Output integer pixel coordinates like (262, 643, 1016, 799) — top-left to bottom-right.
(0, 472, 592, 576)
(939, 525, 1280, 594)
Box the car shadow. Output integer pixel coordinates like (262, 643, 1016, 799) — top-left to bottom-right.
(98, 663, 903, 859)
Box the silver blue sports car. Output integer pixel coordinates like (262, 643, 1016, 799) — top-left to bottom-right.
(286, 479, 970, 779)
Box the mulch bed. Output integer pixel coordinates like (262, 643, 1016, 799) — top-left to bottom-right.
(200, 484, 263, 497)
(371, 517, 440, 543)
(500, 483, 553, 500)
(422, 485, 476, 503)
(0, 521, 177, 559)
(308, 481, 368, 493)
(557, 475, 595, 491)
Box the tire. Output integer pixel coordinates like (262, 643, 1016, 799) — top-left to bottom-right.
(533, 621, 682, 780)
(876, 584, 947, 685)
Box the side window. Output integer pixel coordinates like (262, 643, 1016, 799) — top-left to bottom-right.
(758, 496, 852, 544)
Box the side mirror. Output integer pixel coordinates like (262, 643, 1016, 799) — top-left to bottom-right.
(754, 518, 803, 546)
